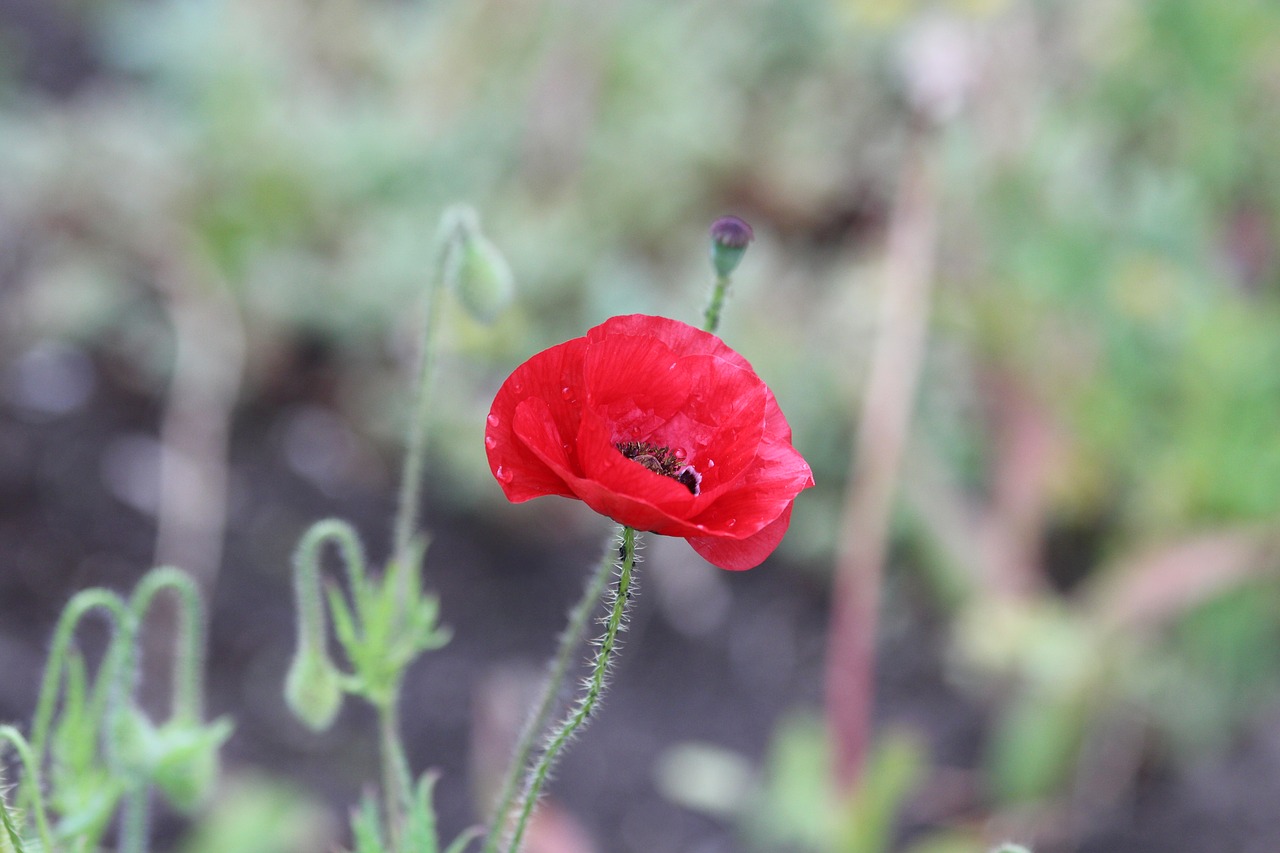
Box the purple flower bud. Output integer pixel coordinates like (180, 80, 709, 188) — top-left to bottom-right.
(711, 216, 754, 248)
(709, 216, 754, 276)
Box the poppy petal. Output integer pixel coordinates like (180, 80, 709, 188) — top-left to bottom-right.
(688, 505, 796, 571)
(582, 332, 691, 442)
(486, 337, 587, 502)
(488, 314, 814, 570)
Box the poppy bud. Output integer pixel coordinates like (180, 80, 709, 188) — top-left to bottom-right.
(709, 215, 754, 277)
(284, 643, 344, 732)
(453, 232, 515, 324)
(441, 205, 514, 324)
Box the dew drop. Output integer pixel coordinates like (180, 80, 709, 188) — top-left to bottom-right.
(484, 436, 498, 450)
(726, 518, 736, 528)
(487, 413, 500, 428)
(512, 381, 524, 393)
(706, 458, 716, 468)
(673, 447, 686, 459)
(495, 466, 513, 483)
(560, 386, 572, 398)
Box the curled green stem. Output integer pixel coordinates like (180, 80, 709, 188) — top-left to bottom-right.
(505, 527, 639, 853)
(292, 519, 369, 657)
(29, 589, 131, 773)
(129, 567, 206, 721)
(480, 529, 621, 853)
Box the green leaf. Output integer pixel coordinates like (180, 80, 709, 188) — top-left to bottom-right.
(835, 733, 924, 853)
(152, 717, 234, 812)
(403, 773, 441, 853)
(326, 585, 362, 669)
(348, 793, 385, 853)
(50, 651, 97, 776)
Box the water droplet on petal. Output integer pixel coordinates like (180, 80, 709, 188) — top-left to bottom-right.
(495, 466, 513, 483)
(726, 518, 736, 528)
(706, 458, 715, 468)
(512, 381, 524, 393)
(561, 386, 572, 398)
(487, 413, 500, 428)
(673, 447, 686, 459)
(485, 436, 498, 450)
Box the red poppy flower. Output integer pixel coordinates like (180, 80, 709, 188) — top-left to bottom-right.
(485, 314, 814, 570)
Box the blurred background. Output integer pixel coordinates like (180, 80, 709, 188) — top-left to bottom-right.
(2, 0, 1280, 851)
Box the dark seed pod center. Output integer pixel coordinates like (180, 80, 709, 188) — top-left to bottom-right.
(616, 441, 701, 495)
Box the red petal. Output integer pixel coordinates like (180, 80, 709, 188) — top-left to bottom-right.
(588, 315, 752, 370)
(581, 332, 690, 442)
(518, 405, 705, 534)
(688, 505, 796, 570)
(574, 407, 700, 526)
(485, 337, 587, 502)
(646, 354, 767, 498)
(691, 436, 813, 535)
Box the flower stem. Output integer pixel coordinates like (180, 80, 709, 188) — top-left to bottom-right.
(479, 530, 621, 853)
(129, 567, 206, 721)
(0, 726, 53, 851)
(702, 273, 731, 334)
(504, 527, 639, 853)
(118, 788, 149, 853)
(377, 691, 413, 847)
(826, 127, 938, 791)
(392, 236, 450, 577)
(29, 589, 130, 774)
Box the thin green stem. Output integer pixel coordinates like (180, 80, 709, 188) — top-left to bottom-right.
(117, 788, 149, 853)
(505, 527, 639, 853)
(29, 589, 130, 774)
(479, 529, 620, 853)
(702, 273, 731, 334)
(293, 519, 369, 655)
(129, 567, 205, 721)
(0, 726, 53, 851)
(392, 221, 458, 576)
(377, 691, 413, 848)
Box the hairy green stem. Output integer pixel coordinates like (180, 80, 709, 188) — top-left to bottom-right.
(377, 693, 413, 847)
(702, 273, 731, 334)
(118, 788, 149, 853)
(479, 530, 621, 853)
(0, 726, 53, 851)
(29, 589, 131, 774)
(292, 519, 369, 657)
(392, 219, 459, 577)
(505, 527, 639, 853)
(129, 567, 206, 721)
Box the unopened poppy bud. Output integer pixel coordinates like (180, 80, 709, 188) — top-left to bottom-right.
(441, 205, 514, 324)
(284, 644, 344, 732)
(453, 233, 515, 324)
(709, 215, 754, 277)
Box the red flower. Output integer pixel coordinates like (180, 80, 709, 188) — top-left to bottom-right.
(485, 315, 814, 570)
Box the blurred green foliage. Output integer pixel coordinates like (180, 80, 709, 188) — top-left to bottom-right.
(3, 0, 1280, 847)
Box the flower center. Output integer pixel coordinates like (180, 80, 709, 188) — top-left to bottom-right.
(615, 441, 701, 495)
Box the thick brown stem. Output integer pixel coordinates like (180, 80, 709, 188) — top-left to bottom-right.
(825, 126, 939, 793)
